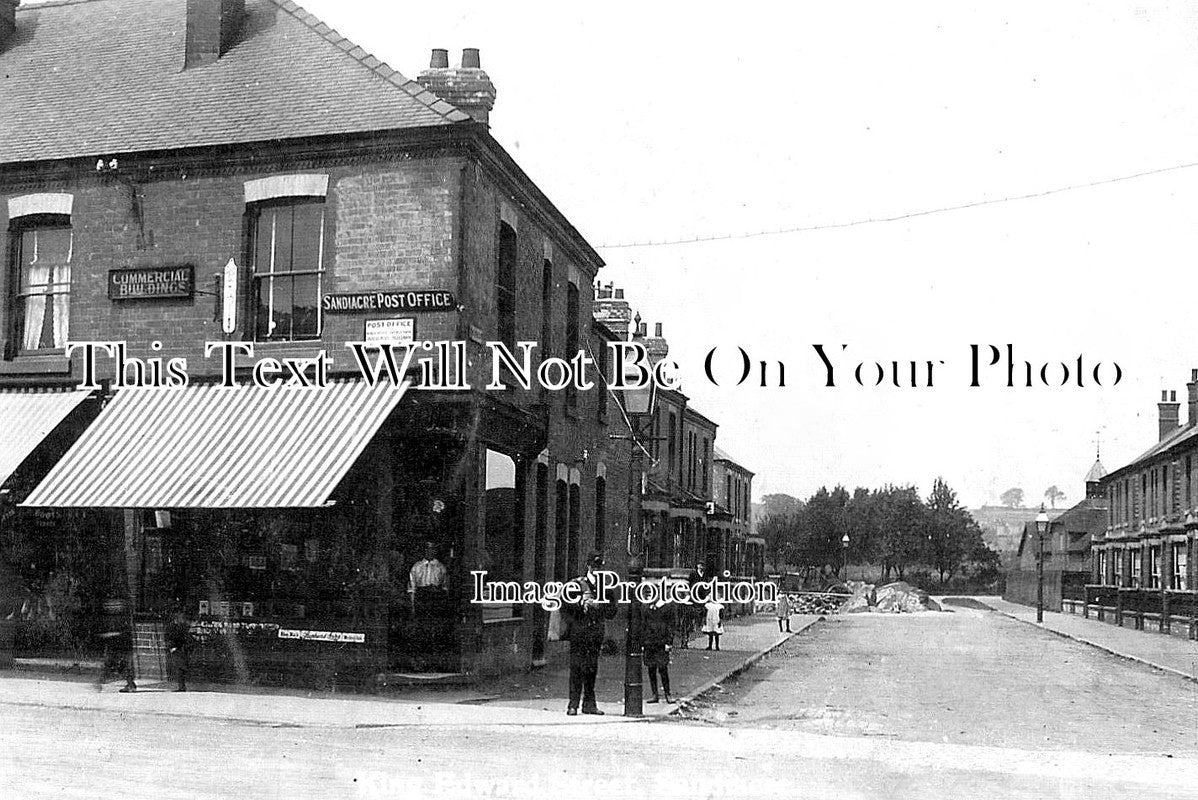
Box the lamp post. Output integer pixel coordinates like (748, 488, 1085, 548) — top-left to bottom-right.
(1035, 504, 1049, 623)
(616, 372, 657, 718)
(841, 533, 850, 579)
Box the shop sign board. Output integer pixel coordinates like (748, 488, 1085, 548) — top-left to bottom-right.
(277, 629, 366, 644)
(322, 289, 455, 314)
(108, 265, 194, 300)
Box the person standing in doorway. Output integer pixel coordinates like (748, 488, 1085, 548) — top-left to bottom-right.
(408, 541, 448, 617)
(561, 552, 616, 715)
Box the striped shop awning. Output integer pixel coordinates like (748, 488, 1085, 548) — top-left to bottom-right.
(0, 388, 94, 486)
(22, 379, 408, 509)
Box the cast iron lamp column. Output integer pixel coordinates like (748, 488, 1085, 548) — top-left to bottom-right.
(841, 533, 850, 579)
(615, 369, 657, 718)
(1036, 505, 1049, 623)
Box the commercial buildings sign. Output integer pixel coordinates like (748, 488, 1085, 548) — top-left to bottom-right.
(322, 289, 455, 314)
(108, 265, 195, 300)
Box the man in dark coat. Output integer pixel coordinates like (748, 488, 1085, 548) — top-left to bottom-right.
(680, 562, 706, 648)
(642, 598, 675, 703)
(561, 552, 617, 715)
(165, 602, 191, 692)
(94, 596, 136, 693)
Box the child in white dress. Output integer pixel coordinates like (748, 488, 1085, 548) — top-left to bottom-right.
(702, 600, 724, 651)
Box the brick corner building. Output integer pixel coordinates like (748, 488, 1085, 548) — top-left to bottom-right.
(0, 0, 640, 684)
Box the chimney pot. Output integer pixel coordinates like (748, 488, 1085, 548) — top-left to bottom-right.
(655, 323, 663, 337)
(1163, 390, 1169, 401)
(416, 46, 496, 126)
(1172, 390, 1178, 402)
(615, 289, 624, 300)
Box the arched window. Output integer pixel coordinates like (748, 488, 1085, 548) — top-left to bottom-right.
(565, 281, 579, 409)
(594, 476, 606, 554)
(554, 479, 569, 580)
(568, 483, 581, 577)
(497, 222, 517, 350)
(540, 259, 553, 359)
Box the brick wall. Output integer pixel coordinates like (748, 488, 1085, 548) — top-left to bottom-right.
(0, 152, 465, 384)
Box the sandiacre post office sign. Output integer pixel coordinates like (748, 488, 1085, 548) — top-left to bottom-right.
(322, 289, 455, 314)
(108, 265, 195, 300)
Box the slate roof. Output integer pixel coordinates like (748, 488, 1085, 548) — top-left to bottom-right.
(713, 445, 754, 475)
(0, 0, 470, 165)
(1015, 495, 1107, 559)
(1105, 424, 1198, 483)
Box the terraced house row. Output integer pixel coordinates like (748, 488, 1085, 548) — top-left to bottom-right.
(1085, 373, 1198, 636)
(0, 0, 758, 686)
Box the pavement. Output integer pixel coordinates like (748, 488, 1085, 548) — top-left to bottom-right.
(383, 612, 818, 717)
(974, 596, 1198, 681)
(2, 612, 815, 723)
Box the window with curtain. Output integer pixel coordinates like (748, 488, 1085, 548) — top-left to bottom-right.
(249, 198, 325, 341)
(12, 220, 72, 351)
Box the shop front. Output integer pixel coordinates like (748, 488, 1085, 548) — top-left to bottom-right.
(20, 378, 474, 686)
(20, 376, 553, 686)
(0, 388, 114, 664)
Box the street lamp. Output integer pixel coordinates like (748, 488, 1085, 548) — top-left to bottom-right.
(1035, 504, 1049, 623)
(617, 368, 657, 718)
(841, 533, 850, 579)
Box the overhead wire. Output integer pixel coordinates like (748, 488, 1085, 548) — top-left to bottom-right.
(594, 159, 1198, 249)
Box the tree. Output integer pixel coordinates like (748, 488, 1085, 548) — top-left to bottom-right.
(875, 485, 925, 581)
(1043, 485, 1065, 509)
(758, 493, 802, 520)
(1000, 487, 1024, 507)
(803, 486, 850, 577)
(924, 477, 994, 584)
(845, 486, 881, 568)
(758, 512, 799, 573)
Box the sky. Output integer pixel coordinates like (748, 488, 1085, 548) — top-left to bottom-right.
(288, 1, 1198, 508)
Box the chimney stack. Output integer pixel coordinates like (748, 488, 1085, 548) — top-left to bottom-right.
(1159, 389, 1180, 441)
(0, 0, 18, 44)
(184, 0, 245, 69)
(1188, 369, 1198, 427)
(644, 322, 669, 363)
(417, 48, 497, 126)
(593, 283, 633, 339)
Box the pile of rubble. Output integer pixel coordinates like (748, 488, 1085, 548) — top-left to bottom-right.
(786, 591, 849, 615)
(841, 581, 941, 613)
